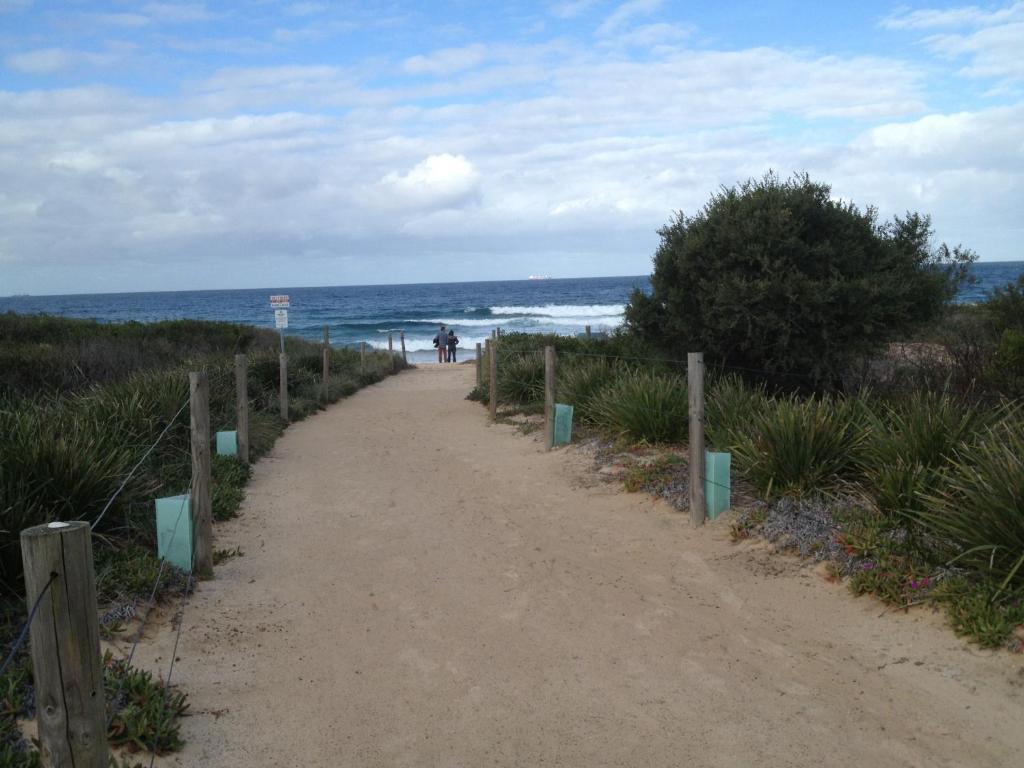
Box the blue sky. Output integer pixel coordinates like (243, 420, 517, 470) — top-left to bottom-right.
(1, 1, 1022, 294)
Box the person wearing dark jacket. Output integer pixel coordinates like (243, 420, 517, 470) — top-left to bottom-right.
(433, 324, 448, 363)
(447, 329, 460, 363)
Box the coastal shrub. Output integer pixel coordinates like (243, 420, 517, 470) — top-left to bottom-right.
(498, 352, 545, 405)
(0, 313, 277, 397)
(731, 395, 867, 498)
(917, 420, 1024, 592)
(590, 369, 688, 443)
(857, 392, 991, 523)
(555, 357, 619, 424)
(705, 374, 768, 452)
(624, 172, 974, 391)
(989, 329, 1024, 398)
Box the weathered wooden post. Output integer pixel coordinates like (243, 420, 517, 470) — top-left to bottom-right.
(491, 329, 496, 340)
(487, 338, 498, 421)
(322, 326, 330, 403)
(279, 353, 289, 422)
(475, 342, 482, 385)
(388, 333, 395, 372)
(585, 325, 591, 339)
(360, 342, 366, 375)
(21, 521, 108, 768)
(544, 346, 556, 450)
(234, 354, 249, 465)
(400, 331, 407, 364)
(191, 371, 214, 578)
(688, 352, 705, 527)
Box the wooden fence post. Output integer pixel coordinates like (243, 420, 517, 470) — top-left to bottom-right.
(234, 354, 249, 465)
(400, 331, 407, 364)
(322, 326, 330, 403)
(360, 342, 366, 375)
(475, 342, 482, 385)
(388, 333, 395, 372)
(279, 353, 289, 422)
(20, 521, 108, 768)
(688, 352, 705, 527)
(544, 346, 556, 450)
(487, 338, 498, 421)
(585, 325, 591, 339)
(191, 371, 214, 578)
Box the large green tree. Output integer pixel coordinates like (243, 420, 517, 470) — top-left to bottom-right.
(625, 173, 973, 389)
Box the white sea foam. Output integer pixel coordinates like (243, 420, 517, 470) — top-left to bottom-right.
(369, 334, 495, 353)
(407, 314, 623, 327)
(488, 304, 625, 318)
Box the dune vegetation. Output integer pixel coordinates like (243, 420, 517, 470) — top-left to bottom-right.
(0, 312, 406, 766)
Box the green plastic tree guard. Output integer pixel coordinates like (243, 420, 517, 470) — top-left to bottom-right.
(704, 451, 731, 520)
(156, 494, 194, 572)
(553, 404, 574, 446)
(216, 430, 238, 457)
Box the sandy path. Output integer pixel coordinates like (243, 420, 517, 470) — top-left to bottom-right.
(142, 365, 1024, 768)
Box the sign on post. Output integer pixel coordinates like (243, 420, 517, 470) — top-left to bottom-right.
(270, 295, 290, 353)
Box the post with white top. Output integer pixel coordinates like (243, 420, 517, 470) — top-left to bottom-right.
(360, 342, 366, 375)
(234, 354, 249, 465)
(688, 352, 705, 527)
(191, 371, 214, 578)
(20, 521, 108, 768)
(322, 325, 330, 403)
(475, 342, 483, 385)
(400, 331, 407, 364)
(544, 346, 556, 450)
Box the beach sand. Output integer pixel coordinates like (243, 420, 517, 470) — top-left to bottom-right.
(134, 364, 1024, 767)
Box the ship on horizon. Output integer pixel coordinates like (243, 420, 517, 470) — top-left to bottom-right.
(528, 274, 551, 280)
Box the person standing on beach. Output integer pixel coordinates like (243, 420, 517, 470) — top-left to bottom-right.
(447, 329, 459, 363)
(434, 324, 448, 363)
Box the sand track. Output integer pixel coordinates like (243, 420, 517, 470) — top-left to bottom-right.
(140, 365, 1024, 767)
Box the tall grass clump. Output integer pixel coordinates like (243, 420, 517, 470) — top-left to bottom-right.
(555, 357, 620, 424)
(705, 374, 768, 452)
(590, 368, 688, 443)
(857, 391, 995, 523)
(498, 351, 545, 406)
(917, 419, 1024, 592)
(731, 395, 867, 498)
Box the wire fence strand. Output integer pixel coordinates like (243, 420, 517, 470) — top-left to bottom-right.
(91, 396, 191, 531)
(105, 475, 194, 730)
(0, 573, 57, 679)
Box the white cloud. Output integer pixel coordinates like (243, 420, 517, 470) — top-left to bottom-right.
(1, 16, 1022, 294)
(550, 0, 600, 19)
(880, 2, 1023, 29)
(924, 22, 1024, 81)
(5, 47, 119, 74)
(403, 44, 489, 76)
(141, 2, 215, 24)
(597, 0, 663, 36)
(379, 154, 481, 212)
(881, 2, 1024, 83)
(285, 2, 328, 16)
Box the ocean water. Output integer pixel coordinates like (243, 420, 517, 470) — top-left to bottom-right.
(0, 276, 647, 363)
(2, 262, 1021, 363)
